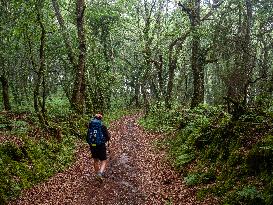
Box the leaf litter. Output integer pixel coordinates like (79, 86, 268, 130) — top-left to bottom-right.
(9, 113, 219, 205)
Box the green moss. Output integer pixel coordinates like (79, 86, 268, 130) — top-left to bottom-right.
(141, 104, 273, 204)
(0, 135, 76, 204)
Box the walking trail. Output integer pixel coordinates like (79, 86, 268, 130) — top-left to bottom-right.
(9, 114, 219, 205)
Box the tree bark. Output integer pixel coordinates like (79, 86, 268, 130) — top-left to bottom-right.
(150, 54, 163, 100)
(134, 83, 141, 108)
(157, 54, 164, 97)
(71, 0, 86, 113)
(165, 31, 190, 108)
(52, 0, 86, 113)
(131, 75, 141, 108)
(34, 9, 48, 126)
(190, 0, 204, 108)
(165, 58, 176, 109)
(178, 0, 204, 108)
(51, 0, 77, 68)
(0, 74, 11, 111)
(141, 82, 150, 115)
(141, 1, 153, 114)
(242, 0, 253, 105)
(190, 33, 204, 108)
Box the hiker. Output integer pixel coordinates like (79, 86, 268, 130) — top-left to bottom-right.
(86, 113, 110, 182)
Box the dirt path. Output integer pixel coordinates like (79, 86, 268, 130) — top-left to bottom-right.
(9, 114, 219, 205)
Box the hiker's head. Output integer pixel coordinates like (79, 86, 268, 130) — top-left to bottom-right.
(95, 113, 103, 120)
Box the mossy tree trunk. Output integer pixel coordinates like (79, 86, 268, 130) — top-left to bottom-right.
(165, 31, 190, 109)
(34, 7, 48, 126)
(0, 74, 11, 111)
(71, 0, 86, 114)
(189, 0, 204, 109)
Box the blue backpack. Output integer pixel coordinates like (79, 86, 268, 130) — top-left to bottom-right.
(87, 118, 105, 146)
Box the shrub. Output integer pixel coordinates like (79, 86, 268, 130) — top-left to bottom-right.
(224, 186, 265, 205)
(0, 135, 76, 204)
(47, 96, 71, 119)
(141, 103, 273, 204)
(139, 103, 184, 133)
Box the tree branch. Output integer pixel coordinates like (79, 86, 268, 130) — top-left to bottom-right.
(178, 2, 192, 19)
(51, 0, 77, 68)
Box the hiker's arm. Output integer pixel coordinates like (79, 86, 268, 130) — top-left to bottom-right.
(103, 125, 110, 142)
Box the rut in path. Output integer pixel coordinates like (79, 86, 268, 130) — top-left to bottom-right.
(9, 114, 219, 205)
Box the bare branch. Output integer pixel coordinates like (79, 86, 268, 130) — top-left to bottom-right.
(177, 1, 192, 18)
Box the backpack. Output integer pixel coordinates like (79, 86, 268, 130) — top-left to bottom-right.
(87, 118, 105, 146)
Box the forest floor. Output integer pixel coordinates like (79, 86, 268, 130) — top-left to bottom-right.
(9, 114, 219, 205)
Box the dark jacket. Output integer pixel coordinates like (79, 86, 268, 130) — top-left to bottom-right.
(101, 124, 110, 142)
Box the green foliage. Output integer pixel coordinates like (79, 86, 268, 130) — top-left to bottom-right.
(0, 114, 11, 130)
(0, 135, 76, 204)
(0, 109, 79, 204)
(247, 145, 273, 174)
(237, 186, 261, 201)
(184, 173, 199, 186)
(175, 152, 195, 168)
(138, 103, 184, 133)
(103, 108, 136, 127)
(11, 120, 28, 134)
(141, 103, 273, 204)
(0, 113, 34, 135)
(185, 170, 217, 186)
(224, 186, 265, 205)
(12, 102, 35, 114)
(47, 95, 71, 119)
(168, 105, 229, 169)
(0, 101, 130, 204)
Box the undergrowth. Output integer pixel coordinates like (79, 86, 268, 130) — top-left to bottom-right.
(0, 135, 76, 204)
(141, 103, 273, 205)
(0, 97, 131, 204)
(0, 109, 77, 204)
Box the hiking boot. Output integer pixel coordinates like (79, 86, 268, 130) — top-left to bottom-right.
(96, 172, 104, 183)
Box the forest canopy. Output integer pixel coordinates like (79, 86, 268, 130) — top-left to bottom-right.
(1, 0, 272, 115)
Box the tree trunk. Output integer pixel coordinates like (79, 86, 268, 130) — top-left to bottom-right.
(141, 82, 149, 115)
(150, 80, 159, 100)
(157, 54, 164, 97)
(190, 0, 204, 108)
(0, 74, 11, 111)
(184, 74, 190, 103)
(190, 36, 204, 108)
(150, 54, 163, 101)
(165, 59, 176, 108)
(165, 31, 190, 109)
(51, 0, 77, 68)
(142, 50, 151, 112)
(242, 0, 253, 105)
(34, 10, 48, 126)
(52, 0, 86, 113)
(134, 82, 141, 108)
(71, 0, 86, 113)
